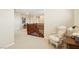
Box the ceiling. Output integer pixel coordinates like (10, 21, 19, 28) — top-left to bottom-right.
(15, 9, 44, 16)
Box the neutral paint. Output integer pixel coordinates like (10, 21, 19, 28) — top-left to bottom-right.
(74, 10, 79, 26)
(44, 9, 74, 38)
(14, 13, 22, 32)
(0, 9, 14, 48)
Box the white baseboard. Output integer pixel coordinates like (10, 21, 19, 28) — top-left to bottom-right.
(3, 42, 15, 48)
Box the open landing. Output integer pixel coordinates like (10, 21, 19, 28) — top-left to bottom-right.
(8, 30, 54, 49)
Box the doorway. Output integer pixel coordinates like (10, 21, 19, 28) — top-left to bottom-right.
(15, 9, 44, 38)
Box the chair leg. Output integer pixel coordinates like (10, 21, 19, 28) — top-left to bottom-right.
(55, 44, 58, 48)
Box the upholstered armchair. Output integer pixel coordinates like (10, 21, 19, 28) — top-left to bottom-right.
(48, 26, 67, 48)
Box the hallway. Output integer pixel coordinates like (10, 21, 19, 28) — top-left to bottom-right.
(8, 30, 54, 49)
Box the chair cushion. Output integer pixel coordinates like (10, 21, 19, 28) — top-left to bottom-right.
(49, 35, 60, 42)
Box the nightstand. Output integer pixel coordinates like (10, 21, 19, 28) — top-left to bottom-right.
(65, 37, 79, 49)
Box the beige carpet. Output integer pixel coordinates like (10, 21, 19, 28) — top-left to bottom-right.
(8, 29, 54, 49)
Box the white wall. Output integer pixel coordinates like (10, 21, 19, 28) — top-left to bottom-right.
(39, 15, 44, 23)
(74, 10, 79, 26)
(44, 9, 74, 38)
(15, 14, 22, 32)
(0, 9, 14, 48)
